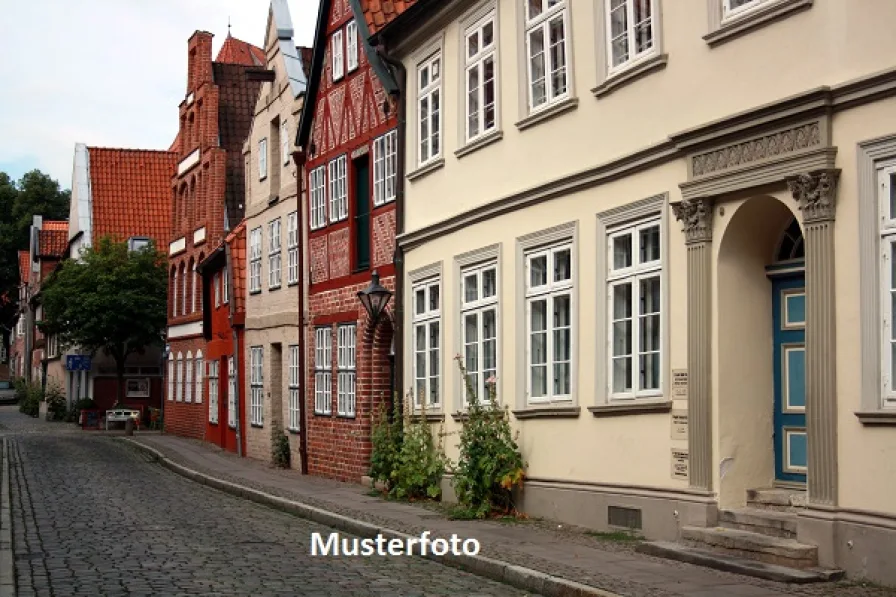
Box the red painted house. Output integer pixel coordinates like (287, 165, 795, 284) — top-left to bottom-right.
(295, 0, 412, 482)
(199, 221, 247, 454)
(165, 30, 263, 438)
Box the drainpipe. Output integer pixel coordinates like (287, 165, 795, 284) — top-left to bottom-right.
(375, 45, 407, 416)
(224, 242, 243, 457)
(292, 148, 309, 475)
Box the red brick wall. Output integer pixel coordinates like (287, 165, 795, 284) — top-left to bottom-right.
(203, 280, 245, 455)
(164, 335, 207, 439)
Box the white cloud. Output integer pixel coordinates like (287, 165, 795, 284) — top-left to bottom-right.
(0, 0, 319, 188)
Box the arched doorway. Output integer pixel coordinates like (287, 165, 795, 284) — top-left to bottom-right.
(766, 216, 807, 486)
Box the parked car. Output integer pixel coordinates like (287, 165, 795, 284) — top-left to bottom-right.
(0, 380, 15, 405)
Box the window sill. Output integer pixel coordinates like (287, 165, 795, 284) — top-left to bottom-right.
(251, 423, 263, 428)
(209, 421, 219, 426)
(704, 0, 813, 47)
(269, 285, 281, 292)
(588, 400, 672, 418)
(313, 411, 332, 417)
(854, 410, 896, 426)
(512, 406, 580, 420)
(411, 413, 446, 423)
(249, 290, 262, 296)
(515, 97, 579, 132)
(455, 130, 503, 159)
(593, 54, 668, 99)
(407, 157, 445, 182)
(259, 175, 268, 182)
(287, 281, 299, 288)
(268, 195, 280, 206)
(288, 428, 301, 434)
(337, 414, 356, 420)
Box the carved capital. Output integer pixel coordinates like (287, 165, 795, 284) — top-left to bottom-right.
(672, 198, 714, 244)
(786, 169, 840, 223)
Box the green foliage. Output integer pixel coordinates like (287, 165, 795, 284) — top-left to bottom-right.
(272, 432, 291, 468)
(17, 380, 41, 417)
(44, 381, 67, 421)
(66, 398, 96, 423)
(452, 356, 526, 519)
(369, 398, 403, 489)
(39, 236, 167, 402)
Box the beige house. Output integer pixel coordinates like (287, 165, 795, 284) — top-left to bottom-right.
(241, 0, 310, 465)
(372, 0, 896, 585)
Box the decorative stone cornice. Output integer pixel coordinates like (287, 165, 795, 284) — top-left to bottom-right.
(672, 198, 714, 244)
(786, 169, 840, 223)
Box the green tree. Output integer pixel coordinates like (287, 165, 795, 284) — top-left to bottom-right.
(38, 236, 167, 403)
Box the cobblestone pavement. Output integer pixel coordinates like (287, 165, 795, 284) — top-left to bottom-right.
(0, 409, 537, 597)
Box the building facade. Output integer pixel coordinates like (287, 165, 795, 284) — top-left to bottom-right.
(242, 0, 310, 465)
(294, 0, 408, 482)
(374, 0, 896, 585)
(29, 219, 69, 396)
(165, 30, 262, 439)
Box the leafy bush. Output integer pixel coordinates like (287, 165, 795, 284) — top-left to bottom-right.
(66, 398, 96, 423)
(272, 432, 291, 468)
(45, 382, 67, 421)
(452, 356, 526, 519)
(18, 381, 42, 417)
(369, 398, 402, 490)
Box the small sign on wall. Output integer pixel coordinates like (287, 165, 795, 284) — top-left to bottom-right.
(672, 369, 688, 400)
(671, 448, 689, 481)
(671, 409, 688, 440)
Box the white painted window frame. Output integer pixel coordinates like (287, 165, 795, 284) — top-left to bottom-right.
(228, 356, 237, 428)
(195, 350, 203, 403)
(337, 324, 357, 417)
(604, 0, 658, 76)
(332, 29, 344, 81)
(346, 20, 359, 72)
(328, 155, 348, 223)
(185, 350, 193, 403)
(222, 266, 229, 303)
(259, 137, 268, 180)
(167, 354, 174, 401)
(287, 211, 299, 284)
(459, 260, 499, 406)
(309, 166, 327, 229)
(524, 0, 571, 113)
(281, 121, 290, 166)
(250, 346, 264, 426)
(372, 129, 398, 206)
(208, 359, 219, 424)
(249, 226, 262, 293)
(412, 276, 441, 410)
(269, 218, 282, 289)
(288, 345, 300, 430)
(722, 0, 766, 21)
(606, 217, 663, 400)
(878, 163, 896, 408)
(214, 272, 221, 307)
(417, 51, 442, 167)
(176, 352, 184, 402)
(315, 327, 332, 415)
(464, 10, 498, 143)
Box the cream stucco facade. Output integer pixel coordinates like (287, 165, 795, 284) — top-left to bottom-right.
(385, 0, 896, 584)
(242, 0, 308, 466)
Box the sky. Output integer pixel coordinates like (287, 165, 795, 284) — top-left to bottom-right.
(0, 0, 319, 190)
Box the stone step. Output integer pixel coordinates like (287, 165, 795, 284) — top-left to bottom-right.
(637, 541, 843, 584)
(681, 525, 817, 569)
(719, 508, 798, 539)
(746, 487, 807, 512)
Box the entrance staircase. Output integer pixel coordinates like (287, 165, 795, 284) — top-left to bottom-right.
(637, 488, 844, 583)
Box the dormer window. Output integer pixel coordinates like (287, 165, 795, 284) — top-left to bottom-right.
(128, 237, 151, 252)
(332, 30, 345, 81)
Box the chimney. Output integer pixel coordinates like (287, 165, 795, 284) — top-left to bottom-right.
(187, 30, 214, 92)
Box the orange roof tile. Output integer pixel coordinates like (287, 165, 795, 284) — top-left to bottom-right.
(215, 35, 265, 66)
(86, 147, 177, 248)
(168, 131, 181, 153)
(42, 220, 68, 232)
(225, 220, 247, 315)
(18, 251, 30, 285)
(361, 0, 417, 33)
(38, 226, 68, 258)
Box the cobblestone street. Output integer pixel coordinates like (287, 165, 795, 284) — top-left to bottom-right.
(0, 408, 535, 597)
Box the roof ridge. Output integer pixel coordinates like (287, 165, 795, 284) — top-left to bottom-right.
(86, 146, 178, 155)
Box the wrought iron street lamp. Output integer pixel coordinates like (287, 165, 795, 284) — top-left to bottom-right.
(357, 270, 393, 327)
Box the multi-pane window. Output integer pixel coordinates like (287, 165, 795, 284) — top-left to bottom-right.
(259, 138, 268, 180)
(332, 30, 344, 80)
(208, 360, 219, 424)
(249, 227, 262, 293)
(214, 272, 221, 307)
(328, 155, 347, 222)
(525, 243, 573, 402)
(879, 165, 896, 407)
(337, 325, 357, 417)
(167, 355, 174, 401)
(464, 14, 497, 141)
(314, 327, 332, 414)
(195, 351, 203, 403)
(222, 267, 229, 303)
(185, 351, 193, 403)
(346, 20, 359, 72)
(373, 130, 398, 206)
(288, 345, 300, 430)
(309, 166, 327, 229)
(176, 353, 184, 401)
(525, 0, 569, 111)
(228, 356, 237, 428)
(281, 122, 290, 165)
(250, 346, 264, 426)
(269, 218, 282, 289)
(722, 0, 764, 19)
(417, 52, 441, 165)
(287, 211, 299, 284)
(607, 218, 662, 399)
(461, 263, 498, 405)
(412, 278, 441, 409)
(606, 0, 655, 72)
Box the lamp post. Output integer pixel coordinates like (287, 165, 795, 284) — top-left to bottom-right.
(356, 270, 393, 327)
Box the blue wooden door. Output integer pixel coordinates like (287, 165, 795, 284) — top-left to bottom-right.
(772, 273, 807, 484)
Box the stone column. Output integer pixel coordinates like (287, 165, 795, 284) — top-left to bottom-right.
(672, 198, 714, 491)
(786, 169, 840, 507)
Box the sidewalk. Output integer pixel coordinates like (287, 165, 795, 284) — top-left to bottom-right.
(123, 434, 888, 597)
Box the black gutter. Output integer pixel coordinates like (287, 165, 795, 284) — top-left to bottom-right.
(291, 148, 309, 475)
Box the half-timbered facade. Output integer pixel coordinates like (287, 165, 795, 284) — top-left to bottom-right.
(295, 0, 408, 482)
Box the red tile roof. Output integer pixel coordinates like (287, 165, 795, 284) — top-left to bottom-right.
(18, 251, 30, 285)
(168, 131, 181, 153)
(361, 0, 417, 33)
(215, 35, 265, 66)
(38, 221, 68, 258)
(225, 220, 247, 315)
(86, 148, 177, 248)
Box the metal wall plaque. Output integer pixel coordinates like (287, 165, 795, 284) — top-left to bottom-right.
(671, 409, 688, 440)
(672, 449, 689, 480)
(672, 369, 688, 400)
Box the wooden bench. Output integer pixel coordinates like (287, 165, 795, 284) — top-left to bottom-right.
(105, 409, 141, 431)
